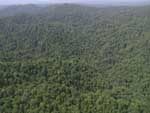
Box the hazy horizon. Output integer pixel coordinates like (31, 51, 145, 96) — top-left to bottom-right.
(0, 0, 149, 5)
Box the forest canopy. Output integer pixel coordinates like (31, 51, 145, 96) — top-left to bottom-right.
(0, 4, 150, 113)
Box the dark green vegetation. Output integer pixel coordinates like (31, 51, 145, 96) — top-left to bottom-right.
(0, 4, 150, 113)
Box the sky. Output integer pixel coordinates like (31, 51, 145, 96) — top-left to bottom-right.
(0, 0, 149, 5)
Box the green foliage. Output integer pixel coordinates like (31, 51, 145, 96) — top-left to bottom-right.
(0, 4, 150, 113)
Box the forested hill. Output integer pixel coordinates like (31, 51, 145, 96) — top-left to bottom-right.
(0, 4, 45, 17)
(0, 4, 150, 113)
(0, 6, 6, 10)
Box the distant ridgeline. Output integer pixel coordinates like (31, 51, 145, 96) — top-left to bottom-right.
(0, 4, 150, 113)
